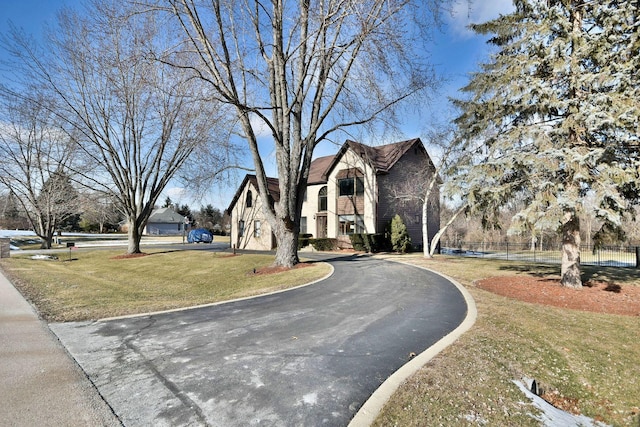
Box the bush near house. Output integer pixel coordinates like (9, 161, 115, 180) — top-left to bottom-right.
(298, 233, 313, 249)
(349, 233, 390, 253)
(309, 238, 338, 251)
(390, 214, 411, 253)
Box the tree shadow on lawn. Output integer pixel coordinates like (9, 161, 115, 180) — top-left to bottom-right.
(497, 262, 640, 285)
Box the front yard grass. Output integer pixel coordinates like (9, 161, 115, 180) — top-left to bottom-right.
(2, 249, 638, 426)
(373, 255, 640, 427)
(0, 249, 330, 322)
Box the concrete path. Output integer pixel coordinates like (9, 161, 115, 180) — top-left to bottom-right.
(49, 254, 470, 426)
(0, 271, 121, 426)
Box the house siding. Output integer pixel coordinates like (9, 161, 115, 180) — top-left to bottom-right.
(377, 146, 440, 248)
(228, 138, 439, 251)
(300, 183, 325, 237)
(325, 149, 377, 238)
(230, 181, 275, 250)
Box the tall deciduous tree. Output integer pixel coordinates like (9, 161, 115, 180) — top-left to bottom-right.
(0, 93, 79, 248)
(162, 0, 444, 267)
(453, 0, 640, 288)
(2, 0, 231, 254)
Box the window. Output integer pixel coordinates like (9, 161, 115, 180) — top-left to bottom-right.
(238, 220, 245, 237)
(318, 186, 327, 211)
(338, 177, 364, 196)
(339, 215, 364, 235)
(254, 220, 261, 237)
(300, 217, 307, 234)
(246, 190, 253, 207)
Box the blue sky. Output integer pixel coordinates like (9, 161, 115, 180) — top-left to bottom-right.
(0, 0, 514, 209)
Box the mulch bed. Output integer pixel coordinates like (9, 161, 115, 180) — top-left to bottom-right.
(476, 276, 640, 317)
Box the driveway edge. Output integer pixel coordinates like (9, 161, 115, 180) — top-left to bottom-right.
(348, 260, 478, 427)
(97, 262, 335, 322)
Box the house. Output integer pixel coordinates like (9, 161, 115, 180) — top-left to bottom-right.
(144, 207, 188, 235)
(227, 138, 440, 250)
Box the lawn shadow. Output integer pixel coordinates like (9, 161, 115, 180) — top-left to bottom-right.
(497, 263, 559, 278)
(496, 262, 640, 285)
(581, 264, 640, 285)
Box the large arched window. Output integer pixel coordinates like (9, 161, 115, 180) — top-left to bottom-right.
(318, 186, 327, 211)
(246, 190, 253, 207)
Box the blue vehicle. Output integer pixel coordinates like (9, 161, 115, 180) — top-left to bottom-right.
(187, 228, 213, 243)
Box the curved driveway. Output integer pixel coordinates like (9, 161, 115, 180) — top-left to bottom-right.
(51, 253, 469, 426)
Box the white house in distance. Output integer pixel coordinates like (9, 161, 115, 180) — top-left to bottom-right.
(227, 138, 440, 250)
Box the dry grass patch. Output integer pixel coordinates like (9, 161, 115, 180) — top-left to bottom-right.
(373, 255, 640, 427)
(1, 249, 330, 322)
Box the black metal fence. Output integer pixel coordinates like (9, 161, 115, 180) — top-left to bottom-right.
(441, 241, 639, 268)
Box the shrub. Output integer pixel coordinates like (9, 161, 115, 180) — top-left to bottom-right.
(369, 233, 391, 252)
(349, 233, 390, 252)
(390, 215, 411, 253)
(298, 233, 313, 249)
(309, 238, 338, 251)
(349, 234, 367, 251)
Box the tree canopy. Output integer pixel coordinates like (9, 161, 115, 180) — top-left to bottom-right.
(162, 0, 445, 266)
(453, 0, 640, 287)
(1, 0, 232, 253)
(0, 93, 79, 248)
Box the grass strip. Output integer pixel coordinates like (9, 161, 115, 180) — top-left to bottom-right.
(0, 249, 330, 322)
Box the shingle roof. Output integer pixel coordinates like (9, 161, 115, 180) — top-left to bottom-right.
(323, 138, 422, 179)
(227, 138, 429, 212)
(226, 175, 280, 214)
(307, 155, 335, 185)
(148, 207, 184, 224)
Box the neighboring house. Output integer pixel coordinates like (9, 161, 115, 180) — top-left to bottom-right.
(227, 138, 440, 250)
(144, 207, 188, 235)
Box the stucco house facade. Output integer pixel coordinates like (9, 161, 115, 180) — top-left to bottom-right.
(227, 138, 440, 250)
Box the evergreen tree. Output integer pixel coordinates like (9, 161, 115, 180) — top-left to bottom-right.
(390, 214, 412, 254)
(453, 0, 640, 288)
(176, 203, 195, 226)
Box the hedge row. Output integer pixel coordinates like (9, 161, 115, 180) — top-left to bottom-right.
(349, 233, 390, 253)
(298, 235, 339, 251)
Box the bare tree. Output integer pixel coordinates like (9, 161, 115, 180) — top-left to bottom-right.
(2, 0, 232, 253)
(79, 191, 122, 233)
(384, 123, 481, 257)
(159, 0, 445, 266)
(0, 93, 79, 248)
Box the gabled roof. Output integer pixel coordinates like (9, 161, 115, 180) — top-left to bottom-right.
(323, 138, 423, 180)
(226, 174, 280, 214)
(148, 207, 184, 224)
(227, 138, 432, 212)
(307, 155, 335, 185)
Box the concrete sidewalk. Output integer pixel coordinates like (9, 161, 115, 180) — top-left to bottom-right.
(0, 271, 120, 426)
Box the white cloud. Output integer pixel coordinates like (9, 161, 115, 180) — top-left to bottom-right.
(165, 187, 187, 200)
(447, 0, 515, 38)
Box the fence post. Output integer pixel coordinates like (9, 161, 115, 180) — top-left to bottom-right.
(636, 247, 639, 269)
(506, 242, 509, 261)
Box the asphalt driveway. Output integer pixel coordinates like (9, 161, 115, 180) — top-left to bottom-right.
(50, 254, 469, 426)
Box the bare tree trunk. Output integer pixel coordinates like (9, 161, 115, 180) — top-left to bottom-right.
(127, 221, 143, 254)
(561, 210, 582, 288)
(429, 204, 467, 257)
(273, 228, 299, 267)
(422, 199, 431, 258)
(39, 235, 53, 249)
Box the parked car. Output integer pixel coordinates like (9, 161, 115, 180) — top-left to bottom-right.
(187, 228, 213, 243)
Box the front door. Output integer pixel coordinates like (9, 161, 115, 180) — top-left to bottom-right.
(316, 215, 328, 238)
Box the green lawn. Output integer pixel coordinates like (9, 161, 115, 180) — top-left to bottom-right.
(0, 249, 330, 321)
(2, 249, 638, 426)
(373, 255, 640, 427)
